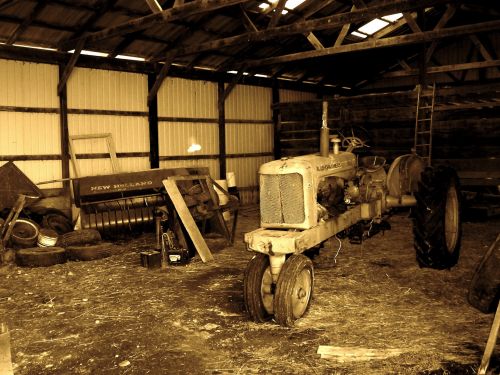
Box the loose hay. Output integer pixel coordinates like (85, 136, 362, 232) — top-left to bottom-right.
(0, 209, 498, 374)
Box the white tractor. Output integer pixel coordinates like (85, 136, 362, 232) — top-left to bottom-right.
(243, 102, 461, 327)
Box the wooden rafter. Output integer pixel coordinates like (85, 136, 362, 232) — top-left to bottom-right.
(164, 0, 454, 59)
(57, 37, 86, 95)
(6, 0, 47, 45)
(244, 20, 500, 67)
(334, 5, 355, 47)
(383, 59, 500, 78)
(145, 0, 163, 13)
(0, 0, 20, 12)
(148, 55, 175, 103)
(305, 32, 324, 50)
(403, 12, 421, 33)
(425, 4, 457, 62)
(268, 0, 287, 29)
(66, 0, 119, 46)
(60, 0, 251, 50)
(240, 5, 258, 32)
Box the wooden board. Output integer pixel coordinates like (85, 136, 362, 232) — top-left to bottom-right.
(163, 179, 214, 263)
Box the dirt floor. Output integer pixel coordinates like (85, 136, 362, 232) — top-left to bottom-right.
(1, 207, 499, 375)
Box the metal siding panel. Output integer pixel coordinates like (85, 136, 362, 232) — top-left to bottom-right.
(279, 89, 317, 103)
(158, 121, 218, 156)
(14, 160, 62, 189)
(226, 123, 273, 154)
(119, 157, 150, 172)
(226, 155, 272, 188)
(225, 85, 272, 120)
(0, 112, 60, 155)
(159, 159, 219, 179)
(67, 67, 148, 111)
(0, 59, 58, 108)
(157, 77, 218, 118)
(68, 114, 149, 153)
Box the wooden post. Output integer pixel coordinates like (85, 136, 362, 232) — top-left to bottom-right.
(272, 81, 281, 160)
(58, 64, 70, 191)
(148, 72, 160, 169)
(217, 81, 226, 179)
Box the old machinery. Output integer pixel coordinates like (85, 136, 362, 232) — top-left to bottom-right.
(243, 102, 462, 327)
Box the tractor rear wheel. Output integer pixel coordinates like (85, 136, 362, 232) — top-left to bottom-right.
(413, 166, 462, 269)
(274, 254, 314, 327)
(243, 253, 274, 322)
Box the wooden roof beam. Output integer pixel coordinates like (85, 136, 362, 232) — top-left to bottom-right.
(268, 0, 287, 29)
(383, 59, 500, 78)
(58, 38, 86, 95)
(244, 20, 500, 67)
(0, 0, 20, 12)
(425, 3, 457, 62)
(240, 5, 258, 32)
(60, 0, 252, 50)
(164, 0, 454, 59)
(6, 0, 47, 45)
(147, 55, 175, 104)
(334, 5, 356, 47)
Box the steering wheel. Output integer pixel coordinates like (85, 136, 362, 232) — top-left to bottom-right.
(338, 125, 370, 151)
(341, 136, 367, 150)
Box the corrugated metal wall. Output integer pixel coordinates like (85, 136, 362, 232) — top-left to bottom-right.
(0, 60, 61, 188)
(157, 77, 219, 180)
(67, 67, 149, 177)
(226, 85, 273, 204)
(279, 89, 317, 103)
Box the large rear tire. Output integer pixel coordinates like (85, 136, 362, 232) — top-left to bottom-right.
(243, 253, 274, 322)
(274, 254, 314, 327)
(413, 166, 462, 269)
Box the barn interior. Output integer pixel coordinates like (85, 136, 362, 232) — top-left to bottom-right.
(0, 0, 499, 374)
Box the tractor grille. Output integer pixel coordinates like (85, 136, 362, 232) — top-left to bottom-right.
(260, 173, 305, 224)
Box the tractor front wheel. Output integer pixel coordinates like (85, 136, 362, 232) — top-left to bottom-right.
(413, 166, 462, 269)
(243, 253, 274, 322)
(274, 254, 314, 327)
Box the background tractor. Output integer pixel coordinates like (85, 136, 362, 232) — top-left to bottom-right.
(243, 102, 462, 327)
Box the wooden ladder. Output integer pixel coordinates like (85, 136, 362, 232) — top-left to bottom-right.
(414, 83, 436, 166)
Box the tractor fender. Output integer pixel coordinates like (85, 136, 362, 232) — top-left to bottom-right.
(386, 154, 425, 197)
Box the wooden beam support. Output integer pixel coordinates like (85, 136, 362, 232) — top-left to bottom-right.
(305, 32, 324, 50)
(173, 0, 184, 6)
(384, 59, 500, 78)
(218, 81, 226, 179)
(240, 4, 258, 32)
(58, 65, 70, 191)
(0, 0, 20, 12)
(147, 72, 160, 168)
(222, 69, 245, 102)
(470, 34, 497, 62)
(425, 4, 457, 62)
(57, 38, 85, 96)
(244, 20, 500, 67)
(6, 0, 47, 45)
(148, 56, 175, 104)
(60, 0, 251, 50)
(334, 5, 355, 47)
(165, 0, 454, 58)
(145, 0, 163, 13)
(403, 12, 421, 33)
(268, 0, 287, 29)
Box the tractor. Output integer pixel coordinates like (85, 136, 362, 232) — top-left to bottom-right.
(243, 102, 461, 327)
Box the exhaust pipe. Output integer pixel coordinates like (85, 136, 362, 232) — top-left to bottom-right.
(320, 101, 329, 158)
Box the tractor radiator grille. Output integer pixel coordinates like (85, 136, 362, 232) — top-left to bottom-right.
(260, 173, 305, 224)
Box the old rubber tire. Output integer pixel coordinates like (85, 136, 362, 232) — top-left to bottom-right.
(42, 213, 73, 235)
(66, 242, 114, 261)
(243, 253, 274, 322)
(11, 219, 40, 248)
(16, 247, 66, 267)
(468, 235, 500, 313)
(57, 229, 101, 247)
(274, 254, 314, 327)
(413, 166, 462, 269)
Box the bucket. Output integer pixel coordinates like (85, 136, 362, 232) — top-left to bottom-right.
(214, 180, 231, 221)
(37, 228, 58, 247)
